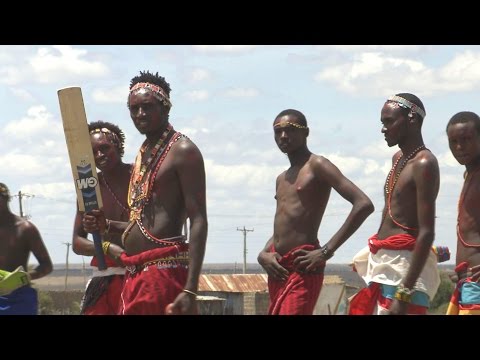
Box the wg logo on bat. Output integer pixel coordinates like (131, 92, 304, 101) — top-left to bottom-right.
(76, 177, 98, 190)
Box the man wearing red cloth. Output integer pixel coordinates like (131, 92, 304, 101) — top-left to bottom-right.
(73, 121, 131, 315)
(445, 111, 480, 315)
(83, 71, 208, 315)
(349, 93, 441, 315)
(257, 109, 374, 315)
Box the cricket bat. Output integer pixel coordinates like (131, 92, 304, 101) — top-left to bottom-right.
(58, 87, 107, 270)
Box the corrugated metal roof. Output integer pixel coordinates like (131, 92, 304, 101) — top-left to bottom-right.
(199, 274, 344, 293)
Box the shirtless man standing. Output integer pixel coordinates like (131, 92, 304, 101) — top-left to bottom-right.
(257, 109, 374, 315)
(0, 183, 53, 314)
(446, 111, 480, 315)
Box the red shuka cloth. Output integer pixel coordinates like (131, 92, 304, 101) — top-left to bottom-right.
(268, 243, 324, 315)
(119, 244, 189, 315)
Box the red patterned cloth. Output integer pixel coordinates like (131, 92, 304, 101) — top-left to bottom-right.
(268, 243, 324, 315)
(82, 275, 125, 315)
(119, 244, 189, 315)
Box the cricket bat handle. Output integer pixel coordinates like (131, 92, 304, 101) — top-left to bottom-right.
(92, 231, 107, 270)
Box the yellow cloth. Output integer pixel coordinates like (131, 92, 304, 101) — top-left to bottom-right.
(0, 266, 31, 296)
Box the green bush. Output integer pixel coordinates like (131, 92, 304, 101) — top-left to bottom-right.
(429, 271, 455, 311)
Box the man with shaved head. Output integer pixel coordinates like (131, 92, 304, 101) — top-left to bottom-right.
(258, 109, 374, 315)
(350, 93, 441, 315)
(446, 111, 480, 315)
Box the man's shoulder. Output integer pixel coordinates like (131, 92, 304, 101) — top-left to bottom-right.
(415, 149, 439, 168)
(309, 154, 332, 168)
(172, 134, 201, 154)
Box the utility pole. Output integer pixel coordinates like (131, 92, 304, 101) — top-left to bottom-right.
(18, 191, 23, 217)
(62, 242, 71, 314)
(15, 191, 34, 219)
(63, 242, 71, 292)
(237, 226, 254, 274)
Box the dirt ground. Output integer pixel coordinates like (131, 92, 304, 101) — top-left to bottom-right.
(33, 275, 88, 292)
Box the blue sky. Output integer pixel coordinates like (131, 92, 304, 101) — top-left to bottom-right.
(1, 45, 475, 266)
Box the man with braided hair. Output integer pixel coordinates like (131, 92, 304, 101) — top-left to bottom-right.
(257, 109, 374, 315)
(0, 182, 53, 314)
(73, 121, 132, 315)
(83, 71, 208, 315)
(349, 93, 441, 315)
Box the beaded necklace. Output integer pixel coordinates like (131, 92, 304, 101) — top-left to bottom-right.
(100, 172, 129, 214)
(128, 124, 173, 220)
(385, 145, 426, 195)
(457, 167, 480, 248)
(383, 145, 426, 231)
(122, 132, 186, 247)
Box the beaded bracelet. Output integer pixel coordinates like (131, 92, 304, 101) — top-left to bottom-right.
(101, 241, 111, 255)
(394, 283, 415, 303)
(182, 289, 198, 298)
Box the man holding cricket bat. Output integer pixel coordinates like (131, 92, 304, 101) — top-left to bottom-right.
(83, 71, 208, 315)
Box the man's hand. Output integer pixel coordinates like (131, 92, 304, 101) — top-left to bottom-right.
(258, 251, 289, 281)
(387, 299, 409, 315)
(292, 248, 326, 273)
(166, 291, 198, 315)
(469, 265, 480, 282)
(82, 209, 106, 234)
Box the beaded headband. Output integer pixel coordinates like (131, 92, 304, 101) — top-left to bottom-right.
(386, 95, 426, 119)
(89, 128, 122, 151)
(129, 82, 172, 108)
(274, 121, 308, 129)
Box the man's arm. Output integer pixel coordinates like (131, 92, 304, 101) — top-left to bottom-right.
(401, 156, 439, 289)
(25, 222, 53, 280)
(318, 157, 375, 252)
(72, 208, 95, 256)
(257, 237, 289, 281)
(173, 140, 208, 312)
(389, 155, 439, 315)
(293, 157, 374, 271)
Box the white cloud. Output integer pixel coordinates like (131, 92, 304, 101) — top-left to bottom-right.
(223, 87, 260, 98)
(9, 87, 35, 102)
(187, 68, 212, 83)
(92, 85, 128, 103)
(184, 90, 209, 101)
(177, 127, 210, 137)
(192, 45, 258, 54)
(30, 45, 109, 84)
(3, 105, 62, 138)
(437, 150, 460, 167)
(327, 45, 427, 53)
(323, 153, 364, 174)
(360, 140, 398, 159)
(205, 159, 284, 188)
(315, 49, 480, 97)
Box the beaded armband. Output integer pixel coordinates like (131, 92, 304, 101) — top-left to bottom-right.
(320, 245, 334, 261)
(394, 283, 415, 303)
